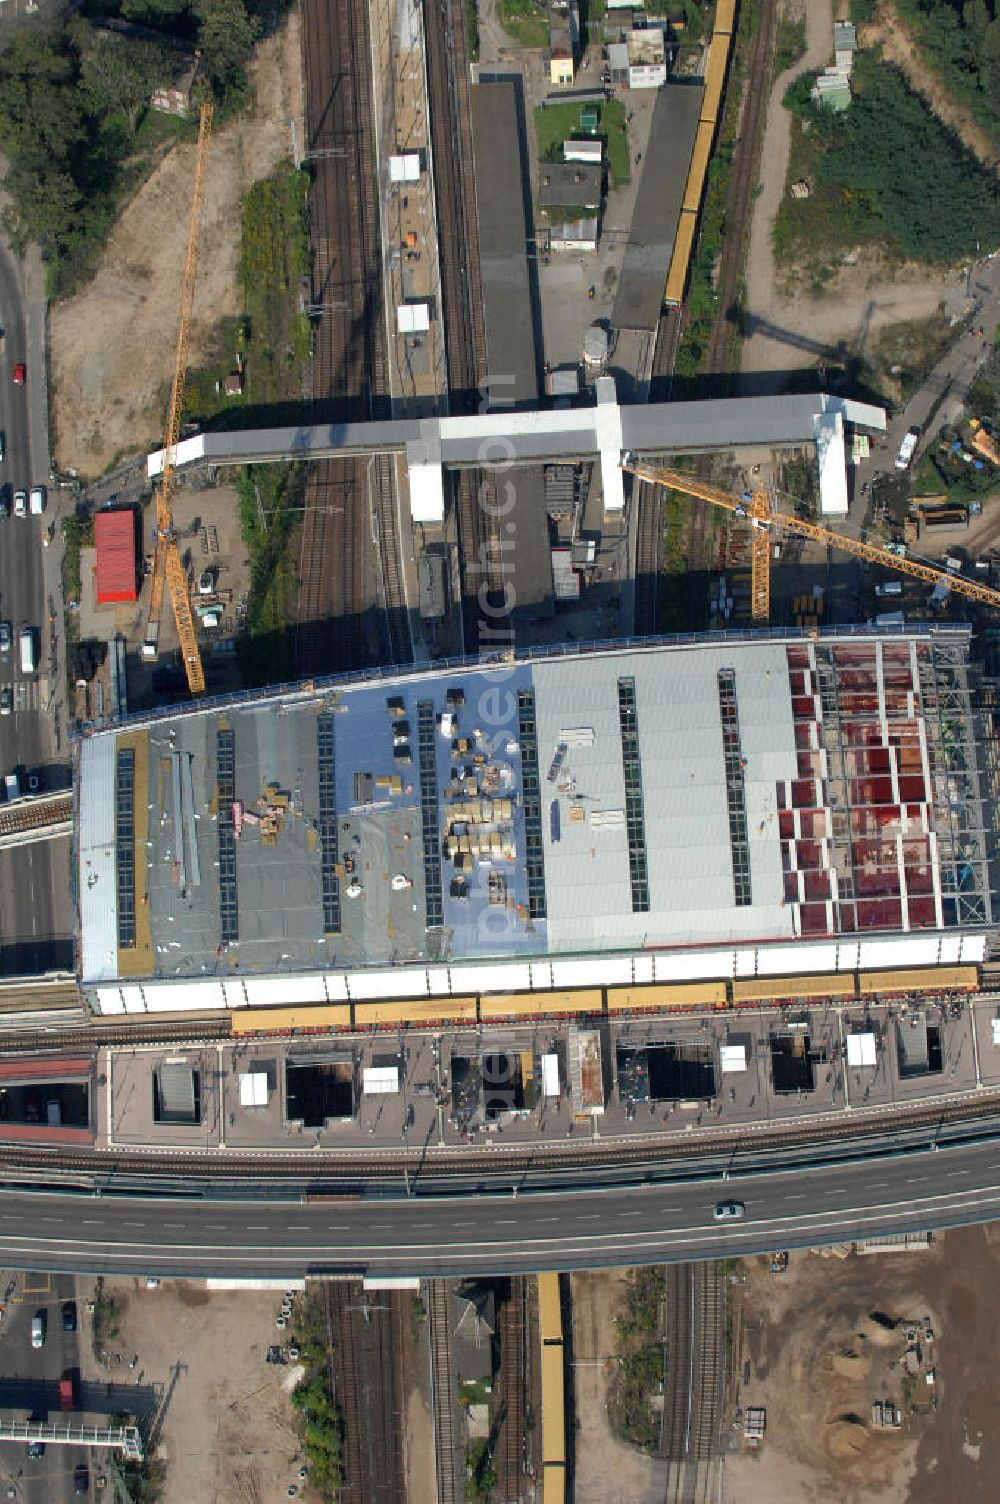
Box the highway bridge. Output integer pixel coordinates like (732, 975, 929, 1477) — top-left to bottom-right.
(3, 1124, 999, 1279)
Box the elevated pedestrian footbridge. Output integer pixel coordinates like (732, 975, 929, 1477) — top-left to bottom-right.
(148, 391, 886, 522)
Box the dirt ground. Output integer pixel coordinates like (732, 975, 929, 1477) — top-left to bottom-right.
(49, 14, 304, 481)
(725, 1224, 1000, 1504)
(859, 2, 998, 168)
(569, 1269, 668, 1504)
(79, 1277, 307, 1504)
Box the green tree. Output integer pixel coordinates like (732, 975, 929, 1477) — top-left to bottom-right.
(195, 0, 259, 106)
(82, 33, 176, 134)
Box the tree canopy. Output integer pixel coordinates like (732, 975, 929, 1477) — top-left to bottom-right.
(894, 0, 1000, 149)
(796, 52, 1000, 263)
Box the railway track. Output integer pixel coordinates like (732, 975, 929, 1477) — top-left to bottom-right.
(662, 1261, 725, 1476)
(636, 0, 777, 633)
(330, 1282, 366, 1504)
(662, 1263, 693, 1459)
(688, 1262, 725, 1458)
(702, 0, 776, 387)
(296, 0, 409, 677)
(331, 1281, 405, 1504)
(422, 0, 503, 647)
(496, 1278, 526, 1503)
(428, 1277, 460, 1504)
(6, 1086, 1000, 1180)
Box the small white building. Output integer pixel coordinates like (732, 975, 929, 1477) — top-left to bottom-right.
(627, 28, 666, 88)
(389, 153, 421, 183)
(397, 302, 430, 335)
(550, 215, 599, 251)
(563, 137, 603, 164)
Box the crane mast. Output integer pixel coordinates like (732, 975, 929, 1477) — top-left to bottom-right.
(143, 99, 213, 695)
(625, 460, 1000, 618)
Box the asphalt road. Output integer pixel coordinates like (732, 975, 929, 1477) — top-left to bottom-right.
(0, 1133, 998, 1279)
(0, 1274, 86, 1504)
(0, 239, 73, 977)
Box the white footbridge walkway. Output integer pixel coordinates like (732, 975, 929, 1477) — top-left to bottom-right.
(148, 387, 886, 522)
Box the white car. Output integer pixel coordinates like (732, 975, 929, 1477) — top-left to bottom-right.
(713, 1200, 746, 1222)
(13, 490, 26, 518)
(29, 486, 45, 515)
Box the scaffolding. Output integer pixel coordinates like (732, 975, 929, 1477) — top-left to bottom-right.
(785, 629, 993, 940)
(0, 1418, 143, 1460)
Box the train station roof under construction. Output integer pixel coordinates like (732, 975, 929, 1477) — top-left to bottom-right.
(76, 627, 993, 1015)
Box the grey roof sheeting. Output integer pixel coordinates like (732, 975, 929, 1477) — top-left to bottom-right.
(539, 161, 603, 208)
(470, 82, 539, 407)
(613, 82, 705, 331)
(149, 395, 886, 476)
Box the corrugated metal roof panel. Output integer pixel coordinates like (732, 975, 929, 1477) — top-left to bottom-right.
(94, 509, 139, 603)
(79, 735, 118, 983)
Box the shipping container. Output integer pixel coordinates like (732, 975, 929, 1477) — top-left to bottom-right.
(479, 988, 602, 1020)
(858, 966, 978, 997)
(231, 1003, 352, 1036)
(95, 508, 140, 604)
(606, 981, 727, 1012)
(732, 974, 855, 1005)
(353, 996, 478, 1027)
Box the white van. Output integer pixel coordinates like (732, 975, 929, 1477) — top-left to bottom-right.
(19, 627, 35, 675)
(895, 428, 920, 470)
(30, 1312, 45, 1349)
(29, 486, 45, 515)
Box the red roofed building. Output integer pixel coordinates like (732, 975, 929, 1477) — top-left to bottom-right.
(95, 508, 140, 604)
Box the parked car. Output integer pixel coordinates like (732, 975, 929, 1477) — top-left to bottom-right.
(13, 489, 26, 518)
(13, 363, 25, 385)
(713, 1200, 745, 1222)
(62, 1300, 77, 1333)
(0, 689, 10, 717)
(0, 621, 11, 654)
(0, 486, 9, 519)
(30, 1310, 45, 1348)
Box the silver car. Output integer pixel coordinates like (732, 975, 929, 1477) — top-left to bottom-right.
(713, 1200, 745, 1222)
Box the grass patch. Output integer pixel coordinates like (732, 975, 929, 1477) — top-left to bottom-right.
(289, 1290, 344, 1503)
(534, 99, 629, 187)
(465, 1438, 497, 1501)
(773, 14, 806, 75)
(465, 0, 480, 59)
(497, 0, 548, 48)
(864, 312, 956, 406)
(186, 161, 311, 427)
(91, 1283, 122, 1359)
(773, 54, 1000, 279)
(62, 509, 95, 698)
(235, 463, 303, 686)
(459, 1377, 492, 1407)
(608, 1267, 663, 1451)
(912, 444, 998, 506)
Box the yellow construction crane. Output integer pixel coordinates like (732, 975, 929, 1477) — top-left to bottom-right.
(143, 99, 214, 695)
(624, 459, 1000, 622)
